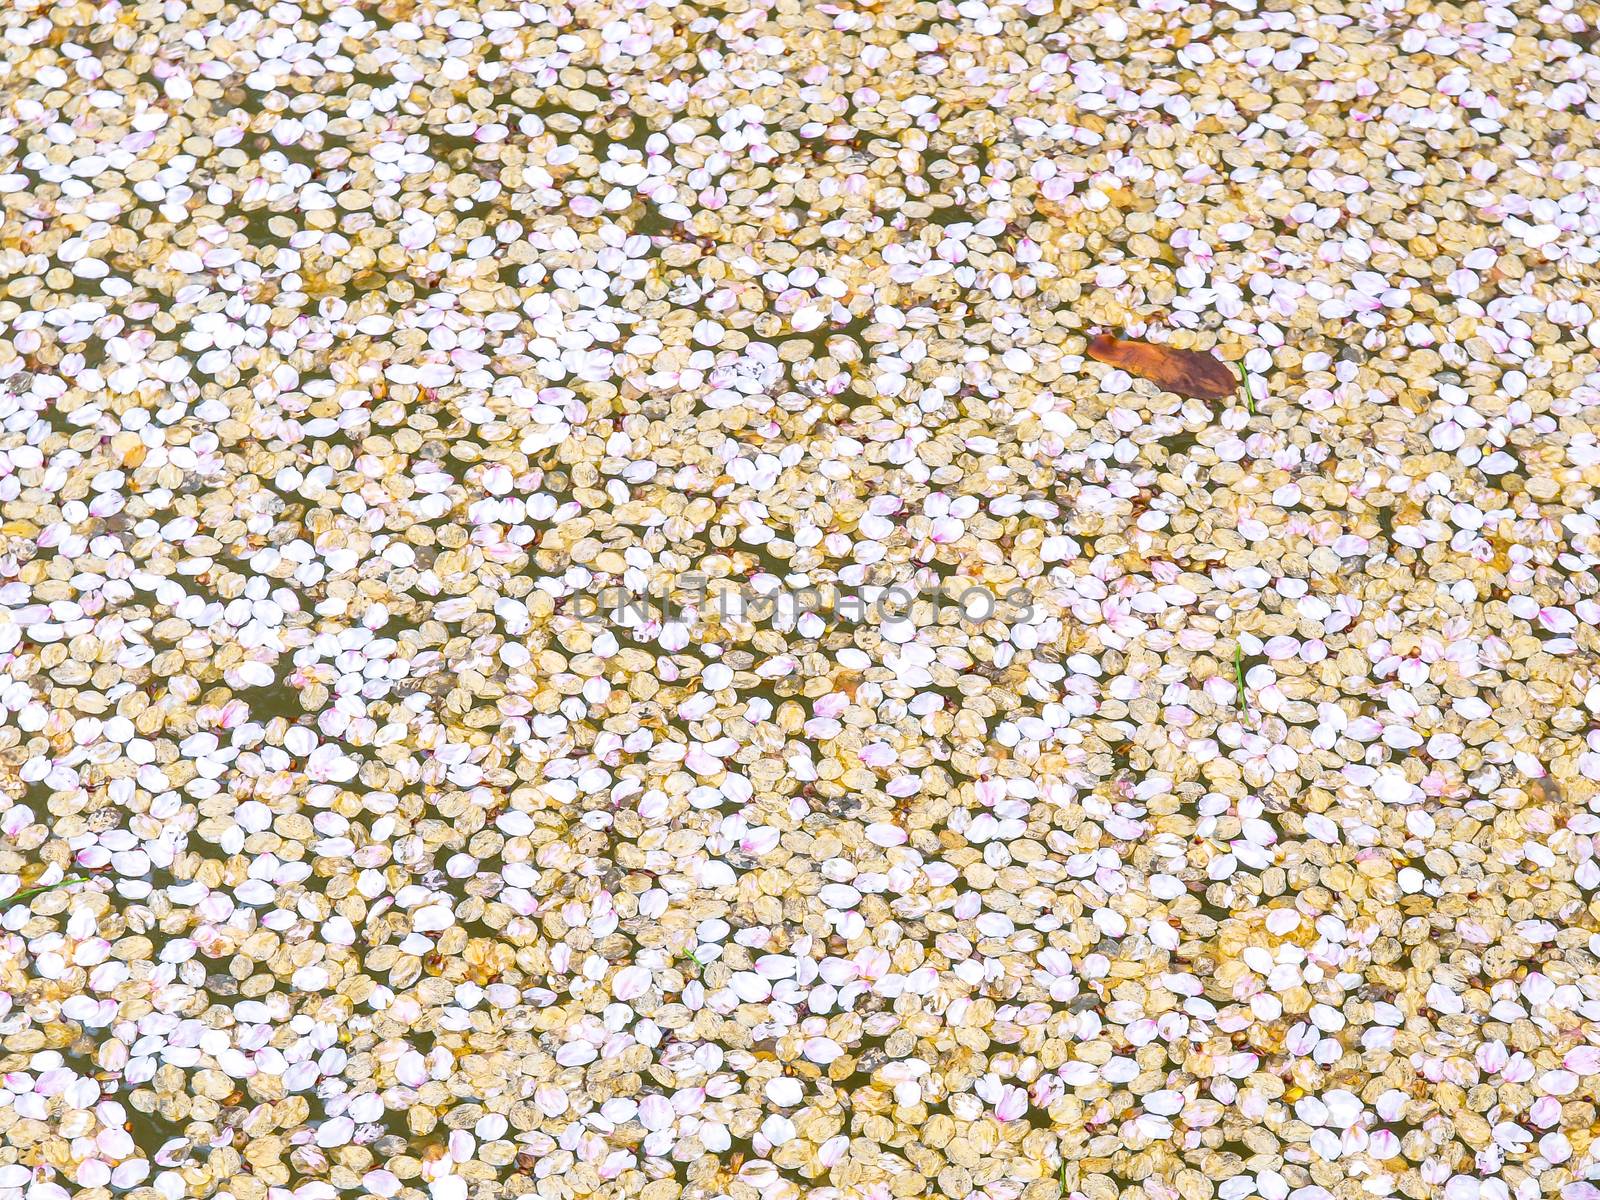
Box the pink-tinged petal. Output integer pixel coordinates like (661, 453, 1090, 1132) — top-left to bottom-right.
(1368, 1131, 1400, 1159)
(803, 1037, 844, 1065)
(865, 823, 908, 846)
(1039, 949, 1074, 976)
(1477, 1041, 1508, 1074)
(1566, 1046, 1600, 1074)
(611, 966, 651, 1001)
(534, 1085, 567, 1117)
(995, 1085, 1029, 1121)
(394, 1051, 427, 1087)
(1539, 607, 1577, 633)
(1529, 1096, 1562, 1127)
(740, 827, 780, 856)
(858, 742, 896, 768)
(812, 694, 848, 719)
(97, 1128, 135, 1158)
(637, 1095, 673, 1131)
(555, 1042, 596, 1067)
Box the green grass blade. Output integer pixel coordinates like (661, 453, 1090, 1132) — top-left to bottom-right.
(2, 875, 86, 913)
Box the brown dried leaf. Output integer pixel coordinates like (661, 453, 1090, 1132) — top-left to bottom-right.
(1086, 334, 1238, 401)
